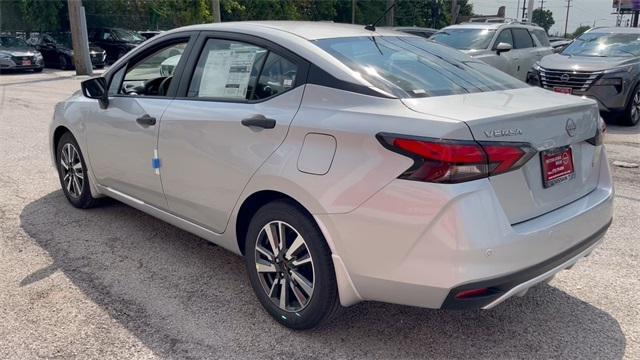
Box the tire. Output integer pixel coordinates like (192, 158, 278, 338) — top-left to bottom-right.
(33, 67, 43, 73)
(58, 54, 70, 70)
(244, 200, 340, 330)
(56, 132, 98, 209)
(623, 83, 640, 126)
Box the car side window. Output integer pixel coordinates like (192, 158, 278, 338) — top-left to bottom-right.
(531, 29, 551, 47)
(251, 52, 298, 101)
(512, 28, 534, 49)
(187, 39, 268, 100)
(113, 40, 188, 97)
(493, 29, 513, 49)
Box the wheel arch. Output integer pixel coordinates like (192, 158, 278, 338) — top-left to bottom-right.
(52, 125, 72, 159)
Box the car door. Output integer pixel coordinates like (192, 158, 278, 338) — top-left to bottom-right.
(511, 28, 536, 81)
(84, 34, 195, 208)
(488, 28, 518, 77)
(158, 34, 308, 233)
(530, 28, 554, 61)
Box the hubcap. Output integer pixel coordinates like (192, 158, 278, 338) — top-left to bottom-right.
(632, 91, 640, 123)
(60, 143, 84, 198)
(254, 221, 315, 312)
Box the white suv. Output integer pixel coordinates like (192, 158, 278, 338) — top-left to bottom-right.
(432, 21, 553, 81)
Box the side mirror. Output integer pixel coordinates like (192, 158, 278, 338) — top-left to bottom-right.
(495, 42, 512, 55)
(81, 77, 109, 109)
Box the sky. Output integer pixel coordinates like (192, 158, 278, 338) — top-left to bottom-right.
(468, 0, 624, 36)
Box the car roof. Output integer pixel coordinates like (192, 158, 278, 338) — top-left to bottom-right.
(441, 22, 545, 31)
(587, 26, 640, 34)
(177, 21, 409, 40)
(390, 26, 437, 32)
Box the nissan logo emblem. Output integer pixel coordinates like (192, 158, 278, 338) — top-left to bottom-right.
(560, 73, 571, 82)
(566, 118, 577, 137)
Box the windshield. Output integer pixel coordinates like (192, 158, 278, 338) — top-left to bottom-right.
(50, 33, 72, 47)
(430, 28, 495, 50)
(112, 29, 144, 42)
(562, 32, 640, 57)
(0, 36, 28, 48)
(315, 36, 525, 98)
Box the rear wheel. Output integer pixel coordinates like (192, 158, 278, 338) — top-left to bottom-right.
(58, 54, 70, 70)
(56, 132, 98, 208)
(244, 200, 339, 329)
(623, 84, 640, 126)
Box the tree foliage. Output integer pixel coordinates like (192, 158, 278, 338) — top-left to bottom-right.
(572, 25, 591, 39)
(2, 0, 477, 33)
(531, 8, 554, 33)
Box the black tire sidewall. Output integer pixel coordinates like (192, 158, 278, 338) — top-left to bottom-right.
(625, 83, 640, 126)
(244, 200, 338, 330)
(56, 132, 94, 208)
(59, 54, 68, 70)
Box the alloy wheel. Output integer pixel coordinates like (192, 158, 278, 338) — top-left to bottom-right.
(631, 90, 640, 124)
(60, 143, 84, 198)
(254, 220, 315, 312)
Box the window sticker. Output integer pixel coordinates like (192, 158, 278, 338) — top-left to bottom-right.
(198, 48, 258, 98)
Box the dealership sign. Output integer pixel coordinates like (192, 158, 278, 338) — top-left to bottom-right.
(613, 0, 640, 10)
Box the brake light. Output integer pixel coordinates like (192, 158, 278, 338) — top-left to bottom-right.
(586, 117, 606, 146)
(377, 133, 536, 184)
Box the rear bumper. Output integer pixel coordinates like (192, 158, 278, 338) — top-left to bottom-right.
(441, 219, 610, 310)
(318, 148, 614, 309)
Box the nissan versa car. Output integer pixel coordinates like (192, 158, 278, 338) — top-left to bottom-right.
(0, 35, 44, 72)
(529, 27, 640, 126)
(50, 22, 613, 329)
(431, 22, 553, 81)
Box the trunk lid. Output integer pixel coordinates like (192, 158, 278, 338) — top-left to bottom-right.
(402, 87, 601, 224)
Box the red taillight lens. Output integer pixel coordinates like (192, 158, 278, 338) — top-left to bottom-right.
(378, 133, 536, 183)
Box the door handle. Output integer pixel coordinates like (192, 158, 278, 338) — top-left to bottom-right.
(241, 114, 276, 129)
(136, 114, 156, 126)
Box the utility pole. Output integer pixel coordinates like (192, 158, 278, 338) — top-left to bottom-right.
(211, 0, 221, 23)
(67, 0, 92, 76)
(540, 0, 544, 12)
(564, 0, 571, 37)
(386, 0, 395, 26)
(516, 0, 520, 20)
(352, 0, 356, 24)
(522, 0, 527, 20)
(451, 0, 459, 25)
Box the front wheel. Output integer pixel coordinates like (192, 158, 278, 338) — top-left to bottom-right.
(623, 84, 640, 126)
(56, 132, 98, 208)
(244, 200, 340, 329)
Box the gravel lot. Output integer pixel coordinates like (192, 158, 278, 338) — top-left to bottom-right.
(1, 69, 638, 359)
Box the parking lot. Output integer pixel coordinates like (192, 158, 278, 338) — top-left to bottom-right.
(0, 68, 638, 359)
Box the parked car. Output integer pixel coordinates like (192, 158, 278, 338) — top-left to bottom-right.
(88, 27, 144, 64)
(529, 27, 640, 126)
(0, 35, 44, 72)
(51, 22, 612, 329)
(548, 36, 573, 53)
(431, 21, 553, 81)
(138, 30, 163, 40)
(30, 32, 106, 70)
(390, 26, 437, 38)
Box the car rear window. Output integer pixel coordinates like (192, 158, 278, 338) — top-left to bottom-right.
(314, 36, 525, 98)
(430, 28, 495, 50)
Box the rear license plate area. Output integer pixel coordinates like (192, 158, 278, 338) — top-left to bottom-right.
(541, 146, 575, 188)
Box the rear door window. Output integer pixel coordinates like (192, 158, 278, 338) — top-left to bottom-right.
(531, 29, 551, 47)
(512, 28, 534, 49)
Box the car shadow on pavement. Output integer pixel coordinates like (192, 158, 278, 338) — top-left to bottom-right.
(20, 191, 626, 359)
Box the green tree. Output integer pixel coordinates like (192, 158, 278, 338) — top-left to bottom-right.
(532, 8, 554, 33)
(442, 0, 472, 26)
(19, 0, 66, 32)
(572, 25, 591, 39)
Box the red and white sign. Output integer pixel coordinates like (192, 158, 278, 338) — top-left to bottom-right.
(541, 147, 575, 188)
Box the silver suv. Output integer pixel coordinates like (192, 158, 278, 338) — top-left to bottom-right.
(431, 21, 553, 81)
(529, 27, 640, 126)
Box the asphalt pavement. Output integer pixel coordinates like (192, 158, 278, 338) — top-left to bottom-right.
(0, 69, 638, 359)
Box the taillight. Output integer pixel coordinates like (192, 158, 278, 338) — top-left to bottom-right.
(377, 133, 536, 184)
